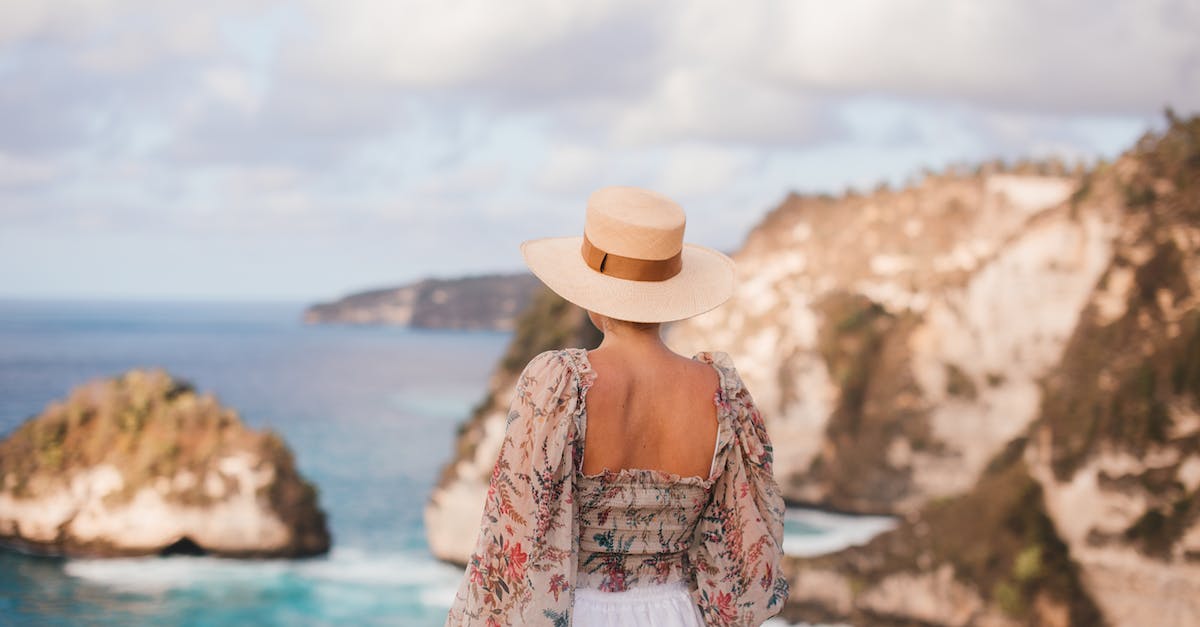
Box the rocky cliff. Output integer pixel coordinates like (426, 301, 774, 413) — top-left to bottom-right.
(425, 288, 602, 564)
(769, 114, 1200, 625)
(305, 273, 540, 331)
(666, 164, 1109, 514)
(0, 369, 330, 558)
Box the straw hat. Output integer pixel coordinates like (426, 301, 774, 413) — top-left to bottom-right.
(520, 186, 736, 323)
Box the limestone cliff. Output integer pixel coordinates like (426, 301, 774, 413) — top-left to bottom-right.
(774, 114, 1200, 626)
(425, 288, 602, 565)
(667, 162, 1111, 513)
(0, 369, 330, 558)
(305, 273, 540, 331)
(1025, 112, 1200, 626)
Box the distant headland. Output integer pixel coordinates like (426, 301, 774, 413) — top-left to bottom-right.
(304, 273, 541, 331)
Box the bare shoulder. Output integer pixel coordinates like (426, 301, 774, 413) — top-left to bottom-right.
(662, 353, 719, 405)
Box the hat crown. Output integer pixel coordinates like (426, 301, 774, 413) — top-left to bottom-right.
(584, 186, 685, 261)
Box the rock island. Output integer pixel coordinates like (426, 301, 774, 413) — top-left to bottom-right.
(0, 369, 330, 558)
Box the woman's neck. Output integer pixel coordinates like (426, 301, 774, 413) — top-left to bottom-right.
(594, 323, 673, 360)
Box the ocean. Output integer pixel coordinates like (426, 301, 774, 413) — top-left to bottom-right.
(0, 301, 889, 626)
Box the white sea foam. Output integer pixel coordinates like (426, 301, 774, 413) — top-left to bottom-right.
(782, 508, 896, 557)
(63, 547, 463, 596)
(297, 548, 463, 587)
(64, 555, 291, 594)
(62, 511, 889, 616)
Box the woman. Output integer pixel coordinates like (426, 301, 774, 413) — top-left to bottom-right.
(447, 187, 788, 626)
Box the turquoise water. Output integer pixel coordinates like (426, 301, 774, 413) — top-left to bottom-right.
(0, 301, 881, 626)
(0, 301, 508, 626)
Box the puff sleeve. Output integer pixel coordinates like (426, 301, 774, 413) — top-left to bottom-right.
(446, 350, 585, 627)
(687, 352, 790, 626)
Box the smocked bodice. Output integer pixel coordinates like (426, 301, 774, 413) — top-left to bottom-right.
(575, 469, 713, 591)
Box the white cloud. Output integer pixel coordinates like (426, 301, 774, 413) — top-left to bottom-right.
(0, 0, 1195, 298)
(0, 152, 62, 187)
(759, 0, 1200, 112)
(0, 1, 122, 45)
(287, 0, 646, 88)
(282, 0, 1199, 121)
(73, 17, 221, 74)
(534, 143, 606, 193)
(221, 165, 302, 194)
(4, 0, 1194, 166)
(201, 67, 264, 115)
(0, 1, 242, 63)
(614, 67, 833, 146)
(655, 145, 755, 198)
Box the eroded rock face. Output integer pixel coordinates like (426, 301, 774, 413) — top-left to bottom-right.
(776, 115, 1200, 626)
(781, 442, 1103, 627)
(1024, 117, 1200, 626)
(667, 167, 1114, 513)
(0, 370, 330, 558)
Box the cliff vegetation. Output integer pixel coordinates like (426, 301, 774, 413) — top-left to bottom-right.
(0, 369, 329, 558)
(777, 112, 1200, 625)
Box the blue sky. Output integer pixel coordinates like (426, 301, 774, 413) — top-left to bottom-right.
(1, 0, 1196, 301)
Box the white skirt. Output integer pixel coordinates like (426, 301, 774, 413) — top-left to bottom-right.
(573, 582, 704, 627)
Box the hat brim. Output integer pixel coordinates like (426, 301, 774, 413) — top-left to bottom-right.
(520, 237, 735, 323)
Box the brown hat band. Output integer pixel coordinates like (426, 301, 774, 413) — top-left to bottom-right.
(581, 234, 683, 282)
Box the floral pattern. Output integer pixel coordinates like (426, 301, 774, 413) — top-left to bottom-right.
(446, 349, 788, 626)
(574, 468, 710, 592)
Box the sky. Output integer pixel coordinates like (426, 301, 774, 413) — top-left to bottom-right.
(1, 0, 1197, 302)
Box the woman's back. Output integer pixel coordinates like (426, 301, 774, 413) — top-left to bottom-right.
(447, 186, 787, 626)
(580, 348, 720, 480)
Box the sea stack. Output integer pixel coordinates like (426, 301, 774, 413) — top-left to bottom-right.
(0, 369, 330, 558)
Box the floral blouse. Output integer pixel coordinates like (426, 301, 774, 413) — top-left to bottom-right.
(446, 349, 788, 626)
(573, 467, 711, 592)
